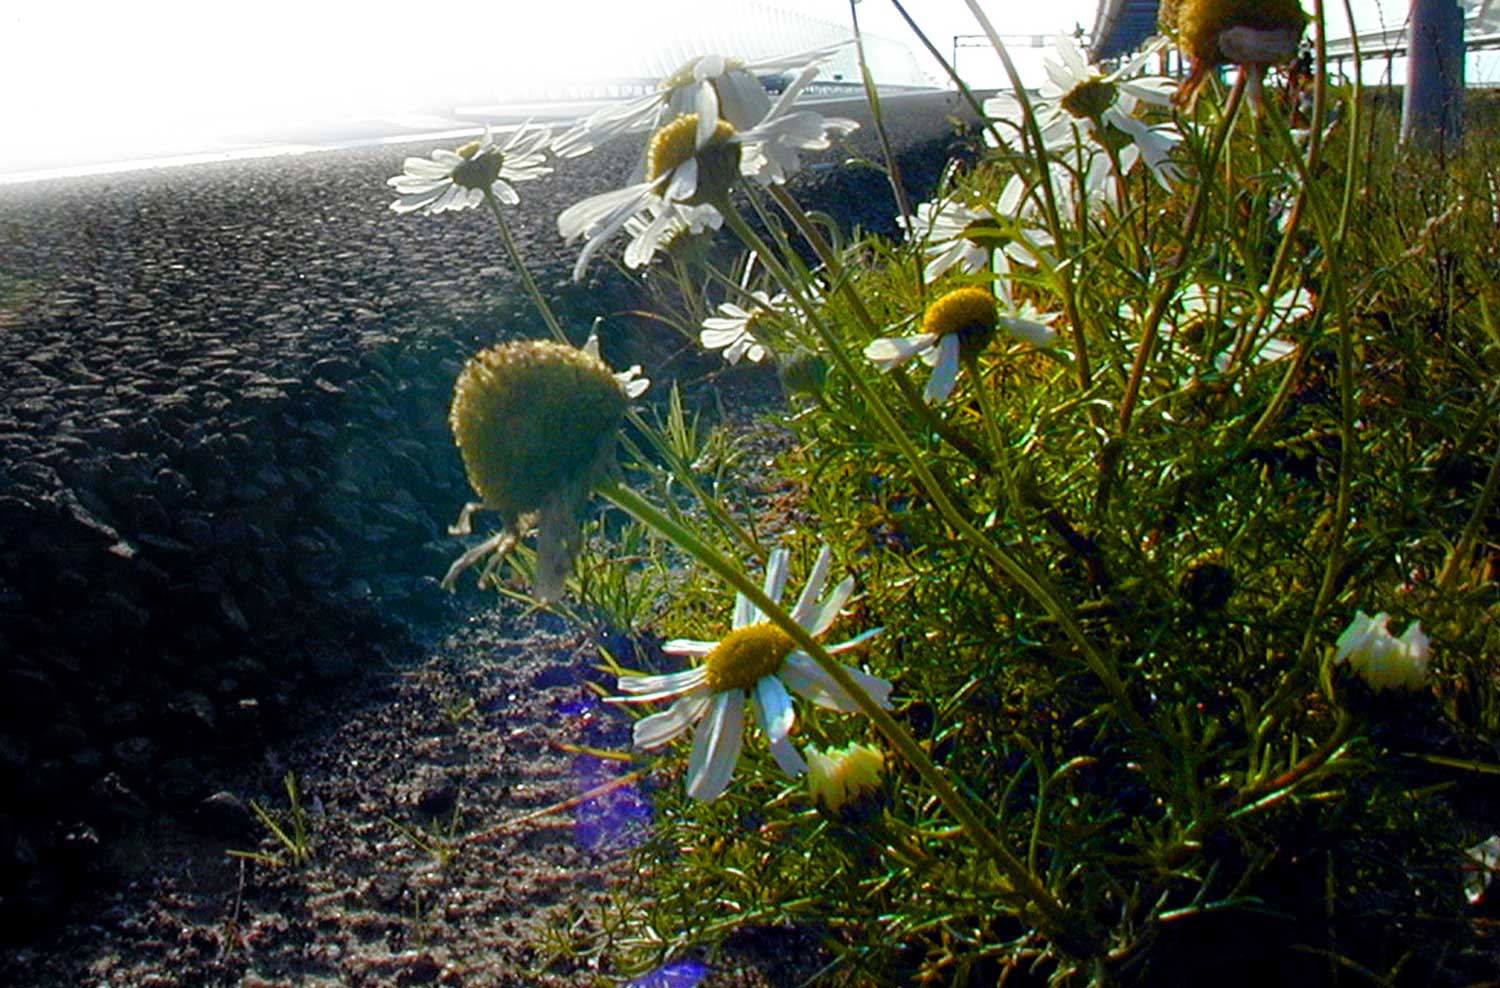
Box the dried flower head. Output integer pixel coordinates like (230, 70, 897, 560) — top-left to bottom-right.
(446, 339, 629, 601)
(1169, 0, 1309, 110)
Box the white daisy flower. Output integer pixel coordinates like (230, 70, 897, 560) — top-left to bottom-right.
(607, 545, 890, 802)
(557, 64, 856, 279)
(387, 124, 552, 215)
(901, 197, 1052, 287)
(700, 290, 789, 364)
(865, 286, 1057, 404)
(985, 36, 1182, 189)
(1335, 610, 1431, 692)
(552, 46, 846, 158)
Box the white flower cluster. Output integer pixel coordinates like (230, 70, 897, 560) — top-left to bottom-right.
(1335, 610, 1431, 692)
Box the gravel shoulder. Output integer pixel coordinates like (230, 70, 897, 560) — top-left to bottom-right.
(0, 603, 825, 988)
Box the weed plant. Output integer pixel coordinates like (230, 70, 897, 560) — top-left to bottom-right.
(388, 5, 1500, 984)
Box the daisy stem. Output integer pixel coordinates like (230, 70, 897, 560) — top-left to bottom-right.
(718, 193, 1172, 796)
(1436, 437, 1500, 591)
(960, 350, 1036, 550)
(620, 406, 768, 566)
(955, 0, 1091, 394)
(484, 192, 570, 345)
(848, 0, 917, 239)
(594, 478, 1098, 958)
(1100, 73, 1247, 516)
(755, 184, 992, 475)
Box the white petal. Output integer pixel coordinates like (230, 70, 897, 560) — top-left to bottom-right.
(661, 638, 717, 657)
(823, 627, 883, 655)
(923, 336, 962, 404)
(686, 692, 745, 801)
(754, 677, 807, 776)
(614, 665, 709, 696)
(789, 545, 833, 628)
(1000, 315, 1058, 347)
(694, 82, 720, 147)
(780, 655, 893, 712)
(797, 576, 853, 638)
(864, 334, 934, 369)
(700, 327, 748, 349)
(634, 691, 712, 749)
(761, 548, 791, 612)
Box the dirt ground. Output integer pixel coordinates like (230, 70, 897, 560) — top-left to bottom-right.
(0, 604, 828, 988)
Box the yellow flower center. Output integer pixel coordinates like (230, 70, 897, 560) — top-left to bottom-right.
(922, 287, 999, 355)
(1060, 77, 1117, 121)
(703, 622, 797, 694)
(451, 140, 504, 191)
(647, 114, 738, 181)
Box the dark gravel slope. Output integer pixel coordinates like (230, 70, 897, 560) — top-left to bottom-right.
(0, 93, 970, 934)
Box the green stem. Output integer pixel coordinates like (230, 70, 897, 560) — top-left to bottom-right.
(1436, 435, 1500, 591)
(594, 479, 1097, 957)
(622, 406, 767, 565)
(717, 193, 1170, 791)
(848, 0, 917, 238)
(961, 350, 1035, 550)
(484, 192, 570, 344)
(952, 0, 1090, 393)
(1117, 74, 1246, 442)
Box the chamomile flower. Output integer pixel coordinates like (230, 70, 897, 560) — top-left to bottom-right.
(1169, 0, 1310, 110)
(700, 290, 787, 364)
(608, 545, 890, 802)
(901, 198, 1051, 286)
(552, 46, 845, 158)
(387, 124, 552, 215)
(985, 36, 1181, 189)
(557, 64, 856, 279)
(1335, 610, 1431, 692)
(864, 287, 1057, 404)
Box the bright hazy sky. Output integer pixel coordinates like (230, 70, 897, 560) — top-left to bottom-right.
(0, 0, 1457, 172)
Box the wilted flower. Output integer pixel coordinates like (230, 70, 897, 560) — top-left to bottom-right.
(1335, 610, 1431, 692)
(607, 545, 890, 802)
(1168, 0, 1310, 110)
(1465, 836, 1500, 905)
(864, 287, 1056, 404)
(445, 339, 631, 601)
(387, 124, 552, 215)
(806, 741, 886, 823)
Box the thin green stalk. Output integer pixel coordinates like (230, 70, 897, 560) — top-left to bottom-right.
(1436, 438, 1500, 591)
(484, 192, 569, 344)
(620, 408, 767, 566)
(848, 0, 916, 238)
(594, 479, 1098, 958)
(716, 194, 1170, 790)
(1116, 73, 1246, 442)
(1247, 0, 1368, 445)
(953, 0, 1091, 392)
(961, 350, 1036, 551)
